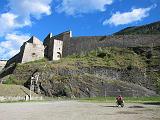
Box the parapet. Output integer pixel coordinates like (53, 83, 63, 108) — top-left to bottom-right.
(53, 30, 72, 40)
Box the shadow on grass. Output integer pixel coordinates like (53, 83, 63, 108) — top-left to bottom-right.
(100, 105, 117, 108)
(143, 102, 160, 105)
(128, 106, 145, 108)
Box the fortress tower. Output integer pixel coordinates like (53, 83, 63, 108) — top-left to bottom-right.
(43, 31, 72, 60)
(5, 36, 44, 67)
(20, 36, 44, 63)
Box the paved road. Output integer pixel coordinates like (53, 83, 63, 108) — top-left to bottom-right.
(0, 101, 160, 120)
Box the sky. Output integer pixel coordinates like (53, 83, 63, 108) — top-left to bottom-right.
(0, 0, 160, 60)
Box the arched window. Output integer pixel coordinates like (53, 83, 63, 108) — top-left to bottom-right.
(32, 53, 36, 57)
(57, 52, 62, 58)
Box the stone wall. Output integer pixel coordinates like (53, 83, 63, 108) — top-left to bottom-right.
(4, 32, 160, 67)
(44, 32, 71, 60)
(21, 42, 44, 63)
(5, 36, 44, 67)
(5, 53, 22, 67)
(0, 60, 7, 71)
(43, 33, 53, 60)
(44, 31, 72, 58)
(53, 31, 72, 57)
(52, 39, 63, 60)
(63, 35, 160, 56)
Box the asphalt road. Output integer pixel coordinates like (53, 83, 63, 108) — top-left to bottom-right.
(0, 101, 160, 120)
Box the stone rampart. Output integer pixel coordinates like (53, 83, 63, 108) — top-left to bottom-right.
(5, 53, 22, 67)
(63, 35, 160, 56)
(5, 36, 44, 67)
(21, 42, 44, 63)
(0, 60, 7, 71)
(43, 33, 53, 60)
(3, 32, 160, 66)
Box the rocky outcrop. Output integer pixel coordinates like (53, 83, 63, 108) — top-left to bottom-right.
(13, 65, 157, 97)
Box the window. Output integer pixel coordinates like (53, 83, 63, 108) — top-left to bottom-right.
(57, 52, 62, 58)
(32, 53, 36, 56)
(57, 54, 60, 58)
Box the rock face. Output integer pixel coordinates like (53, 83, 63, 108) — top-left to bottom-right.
(21, 66, 157, 97)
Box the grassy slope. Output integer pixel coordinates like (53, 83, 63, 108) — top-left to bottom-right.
(115, 21, 160, 35)
(2, 46, 160, 96)
(4, 47, 147, 85)
(0, 84, 39, 97)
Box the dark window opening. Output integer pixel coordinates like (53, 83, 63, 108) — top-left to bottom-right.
(57, 54, 60, 58)
(32, 53, 36, 56)
(57, 52, 62, 58)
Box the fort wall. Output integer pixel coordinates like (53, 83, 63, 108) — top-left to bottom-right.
(21, 42, 44, 63)
(5, 53, 22, 67)
(44, 33, 64, 61)
(43, 33, 53, 60)
(63, 35, 160, 56)
(5, 36, 44, 67)
(3, 31, 160, 67)
(52, 39, 63, 60)
(21, 36, 44, 63)
(0, 60, 7, 71)
(52, 31, 72, 57)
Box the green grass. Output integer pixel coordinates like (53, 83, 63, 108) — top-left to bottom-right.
(16, 47, 153, 71)
(78, 96, 160, 103)
(63, 47, 146, 69)
(1, 96, 160, 103)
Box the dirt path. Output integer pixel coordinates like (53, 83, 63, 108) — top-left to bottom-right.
(0, 101, 160, 120)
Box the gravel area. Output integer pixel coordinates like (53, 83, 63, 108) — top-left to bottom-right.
(0, 101, 160, 120)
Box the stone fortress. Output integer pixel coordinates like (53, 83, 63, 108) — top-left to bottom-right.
(0, 60, 7, 71)
(3, 30, 160, 67)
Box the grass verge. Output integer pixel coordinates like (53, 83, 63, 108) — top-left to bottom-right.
(78, 96, 160, 103)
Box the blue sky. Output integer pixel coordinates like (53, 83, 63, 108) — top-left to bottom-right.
(0, 0, 159, 59)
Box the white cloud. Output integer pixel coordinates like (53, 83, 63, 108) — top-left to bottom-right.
(0, 13, 18, 36)
(56, 0, 113, 15)
(8, 0, 52, 21)
(0, 33, 30, 59)
(5, 33, 30, 45)
(103, 5, 155, 26)
(0, 0, 52, 59)
(0, 0, 52, 37)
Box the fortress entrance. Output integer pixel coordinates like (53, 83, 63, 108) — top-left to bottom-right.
(57, 52, 62, 58)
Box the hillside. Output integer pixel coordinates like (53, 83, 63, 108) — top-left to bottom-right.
(115, 21, 160, 35)
(1, 47, 160, 97)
